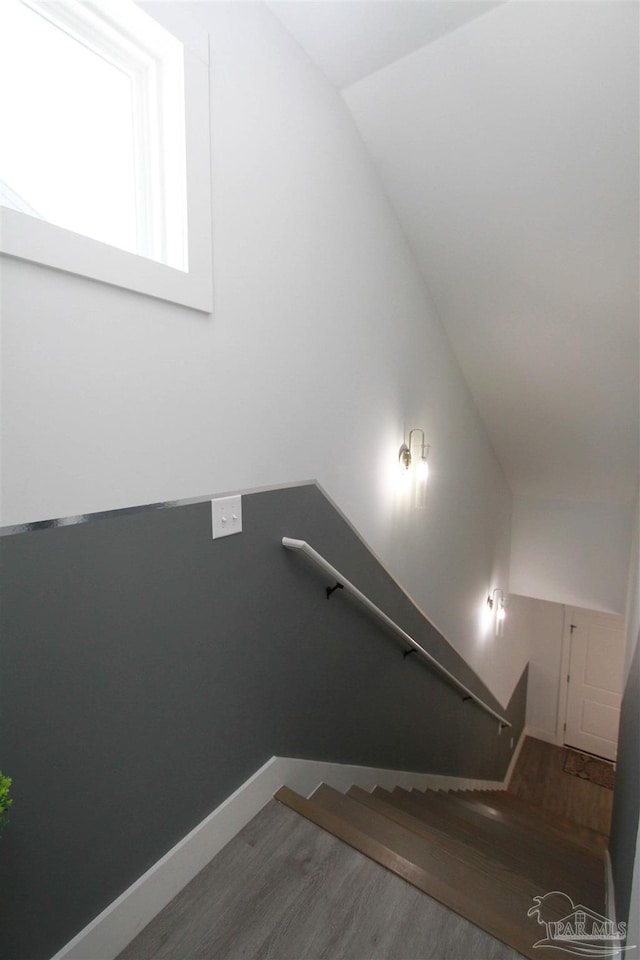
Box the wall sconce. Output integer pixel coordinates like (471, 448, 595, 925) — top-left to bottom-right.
(487, 589, 506, 636)
(399, 428, 430, 508)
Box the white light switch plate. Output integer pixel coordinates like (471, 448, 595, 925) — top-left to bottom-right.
(211, 495, 242, 539)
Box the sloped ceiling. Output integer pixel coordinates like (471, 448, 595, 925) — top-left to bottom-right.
(269, 0, 639, 504)
(266, 1, 505, 89)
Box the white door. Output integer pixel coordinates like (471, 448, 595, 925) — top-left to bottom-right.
(564, 609, 626, 762)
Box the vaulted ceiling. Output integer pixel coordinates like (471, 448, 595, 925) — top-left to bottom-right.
(269, 0, 639, 505)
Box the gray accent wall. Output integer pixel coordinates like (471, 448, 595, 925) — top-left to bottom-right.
(0, 484, 527, 960)
(610, 632, 640, 931)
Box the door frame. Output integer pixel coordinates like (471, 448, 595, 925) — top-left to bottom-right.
(557, 605, 626, 759)
(557, 606, 574, 747)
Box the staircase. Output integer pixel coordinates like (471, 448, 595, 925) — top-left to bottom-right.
(275, 782, 608, 960)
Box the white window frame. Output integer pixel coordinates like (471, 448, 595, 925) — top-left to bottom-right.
(0, 0, 213, 313)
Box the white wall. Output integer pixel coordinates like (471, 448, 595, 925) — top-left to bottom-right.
(522, 598, 565, 741)
(510, 497, 633, 615)
(499, 594, 565, 742)
(622, 489, 640, 955)
(509, 591, 634, 747)
(0, 2, 521, 704)
(624, 493, 640, 679)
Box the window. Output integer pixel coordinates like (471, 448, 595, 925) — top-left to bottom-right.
(0, 0, 212, 312)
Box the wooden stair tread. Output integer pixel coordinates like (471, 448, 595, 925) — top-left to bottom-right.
(275, 784, 565, 960)
(469, 790, 609, 851)
(345, 785, 596, 902)
(406, 787, 606, 870)
(372, 786, 604, 908)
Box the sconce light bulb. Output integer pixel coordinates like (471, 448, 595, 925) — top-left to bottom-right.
(414, 452, 429, 508)
(399, 432, 430, 506)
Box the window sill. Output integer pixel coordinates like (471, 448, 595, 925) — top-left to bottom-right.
(0, 4, 213, 315)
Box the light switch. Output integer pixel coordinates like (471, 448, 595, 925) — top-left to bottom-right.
(211, 495, 242, 539)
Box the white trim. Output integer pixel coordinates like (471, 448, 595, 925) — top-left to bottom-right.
(560, 607, 626, 761)
(626, 834, 640, 960)
(135, 1, 209, 65)
(605, 851, 625, 960)
(51, 749, 518, 960)
(284, 754, 514, 797)
(0, 3, 212, 313)
(558, 605, 574, 746)
(525, 724, 563, 748)
(605, 851, 617, 926)
(0, 474, 524, 718)
(504, 724, 529, 787)
(311, 482, 520, 714)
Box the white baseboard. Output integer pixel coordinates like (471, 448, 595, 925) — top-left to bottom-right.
(604, 852, 625, 960)
(51, 751, 517, 960)
(525, 724, 562, 747)
(280, 754, 510, 798)
(503, 724, 529, 787)
(605, 851, 617, 924)
(50, 756, 288, 960)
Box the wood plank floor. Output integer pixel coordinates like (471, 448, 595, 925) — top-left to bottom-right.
(117, 800, 522, 960)
(508, 737, 614, 835)
(118, 737, 611, 960)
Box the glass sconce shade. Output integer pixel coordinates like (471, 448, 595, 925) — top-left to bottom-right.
(487, 589, 506, 636)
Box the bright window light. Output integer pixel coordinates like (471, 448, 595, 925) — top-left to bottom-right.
(0, 0, 188, 270)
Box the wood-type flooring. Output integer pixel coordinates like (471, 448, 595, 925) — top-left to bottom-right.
(509, 736, 613, 835)
(117, 799, 520, 960)
(118, 738, 612, 960)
